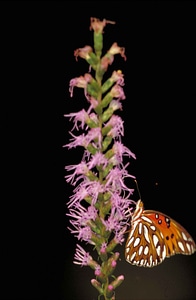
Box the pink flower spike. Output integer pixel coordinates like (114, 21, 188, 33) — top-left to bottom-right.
(64, 17, 138, 298)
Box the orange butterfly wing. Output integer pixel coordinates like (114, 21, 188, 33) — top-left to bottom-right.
(125, 200, 196, 267)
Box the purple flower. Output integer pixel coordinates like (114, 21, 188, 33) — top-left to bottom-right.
(110, 70, 125, 86)
(84, 127, 102, 148)
(114, 227, 127, 244)
(67, 185, 89, 208)
(86, 96, 99, 110)
(63, 131, 86, 149)
(107, 42, 126, 60)
(94, 265, 102, 276)
(113, 141, 136, 160)
(105, 164, 135, 196)
(110, 84, 126, 101)
(87, 152, 108, 169)
(64, 127, 102, 149)
(73, 244, 93, 266)
(105, 115, 124, 139)
(64, 109, 89, 131)
(109, 100, 123, 112)
(67, 202, 98, 226)
(100, 242, 107, 254)
(74, 45, 93, 61)
(67, 179, 105, 208)
(79, 180, 106, 205)
(65, 161, 89, 185)
(69, 222, 92, 243)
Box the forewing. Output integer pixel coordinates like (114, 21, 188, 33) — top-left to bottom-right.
(125, 215, 167, 267)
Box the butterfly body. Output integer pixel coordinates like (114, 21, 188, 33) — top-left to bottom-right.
(125, 200, 196, 267)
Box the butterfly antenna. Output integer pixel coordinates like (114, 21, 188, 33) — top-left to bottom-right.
(134, 179, 142, 200)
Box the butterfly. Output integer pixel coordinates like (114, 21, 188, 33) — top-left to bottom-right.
(125, 199, 196, 267)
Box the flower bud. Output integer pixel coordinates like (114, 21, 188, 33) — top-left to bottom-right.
(91, 279, 103, 294)
(109, 275, 124, 289)
(102, 252, 120, 276)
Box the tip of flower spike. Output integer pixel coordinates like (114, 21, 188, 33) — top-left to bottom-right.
(90, 17, 116, 33)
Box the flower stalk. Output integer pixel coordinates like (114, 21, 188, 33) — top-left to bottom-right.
(64, 17, 136, 300)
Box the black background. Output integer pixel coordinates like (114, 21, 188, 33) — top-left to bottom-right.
(2, 1, 196, 300)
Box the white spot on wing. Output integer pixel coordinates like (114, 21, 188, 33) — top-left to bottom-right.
(156, 245, 161, 256)
(133, 237, 140, 247)
(162, 245, 166, 259)
(126, 254, 130, 261)
(141, 216, 152, 223)
(150, 225, 156, 231)
(140, 259, 144, 265)
(160, 231, 164, 238)
(143, 225, 150, 243)
(153, 234, 159, 247)
(138, 222, 142, 234)
(138, 245, 143, 255)
(182, 231, 188, 241)
(186, 243, 191, 252)
(126, 236, 134, 247)
(144, 245, 149, 255)
(178, 241, 185, 252)
(130, 251, 136, 261)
